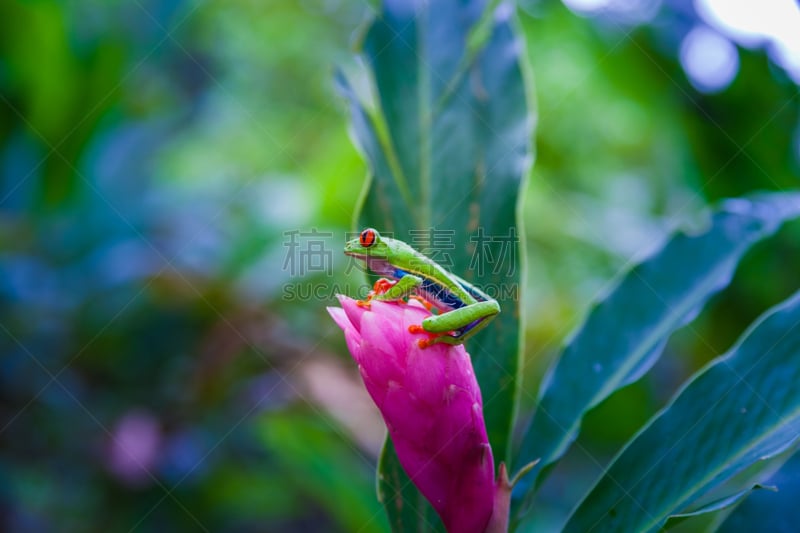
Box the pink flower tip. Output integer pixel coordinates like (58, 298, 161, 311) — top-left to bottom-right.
(328, 295, 502, 533)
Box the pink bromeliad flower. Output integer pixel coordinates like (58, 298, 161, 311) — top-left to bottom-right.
(328, 294, 511, 533)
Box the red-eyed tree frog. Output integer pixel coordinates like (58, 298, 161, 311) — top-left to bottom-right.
(344, 228, 500, 348)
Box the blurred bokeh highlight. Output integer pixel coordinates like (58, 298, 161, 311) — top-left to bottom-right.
(1, 0, 798, 531)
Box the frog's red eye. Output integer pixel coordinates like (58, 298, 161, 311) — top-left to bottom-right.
(359, 228, 378, 247)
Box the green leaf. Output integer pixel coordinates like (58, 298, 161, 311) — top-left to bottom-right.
(562, 289, 800, 532)
(719, 449, 800, 532)
(339, 0, 532, 530)
(513, 192, 800, 511)
(664, 484, 774, 530)
(663, 441, 796, 531)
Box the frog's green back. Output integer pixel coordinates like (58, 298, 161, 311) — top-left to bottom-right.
(380, 236, 480, 307)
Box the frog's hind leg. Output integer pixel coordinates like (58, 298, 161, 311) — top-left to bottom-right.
(413, 301, 499, 347)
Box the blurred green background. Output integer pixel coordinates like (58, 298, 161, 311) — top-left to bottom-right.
(1, 0, 798, 531)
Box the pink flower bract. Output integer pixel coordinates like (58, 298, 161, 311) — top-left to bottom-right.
(328, 295, 496, 533)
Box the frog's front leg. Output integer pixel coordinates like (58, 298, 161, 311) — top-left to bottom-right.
(371, 274, 422, 302)
(411, 301, 500, 347)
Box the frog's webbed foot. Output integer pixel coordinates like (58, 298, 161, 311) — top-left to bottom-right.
(372, 278, 396, 295)
(408, 324, 456, 349)
(358, 278, 399, 309)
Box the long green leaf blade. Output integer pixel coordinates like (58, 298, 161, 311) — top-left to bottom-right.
(563, 289, 800, 532)
(342, 0, 531, 457)
(513, 192, 800, 510)
(662, 483, 775, 531)
(719, 449, 800, 532)
(339, 1, 532, 530)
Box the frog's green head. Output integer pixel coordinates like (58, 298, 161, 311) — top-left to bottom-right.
(344, 228, 391, 259)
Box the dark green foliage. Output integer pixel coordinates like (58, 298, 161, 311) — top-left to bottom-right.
(720, 450, 800, 532)
(564, 290, 800, 531)
(513, 193, 800, 512)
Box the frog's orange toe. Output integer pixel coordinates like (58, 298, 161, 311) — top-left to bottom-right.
(373, 278, 395, 294)
(417, 338, 435, 349)
(409, 324, 439, 349)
